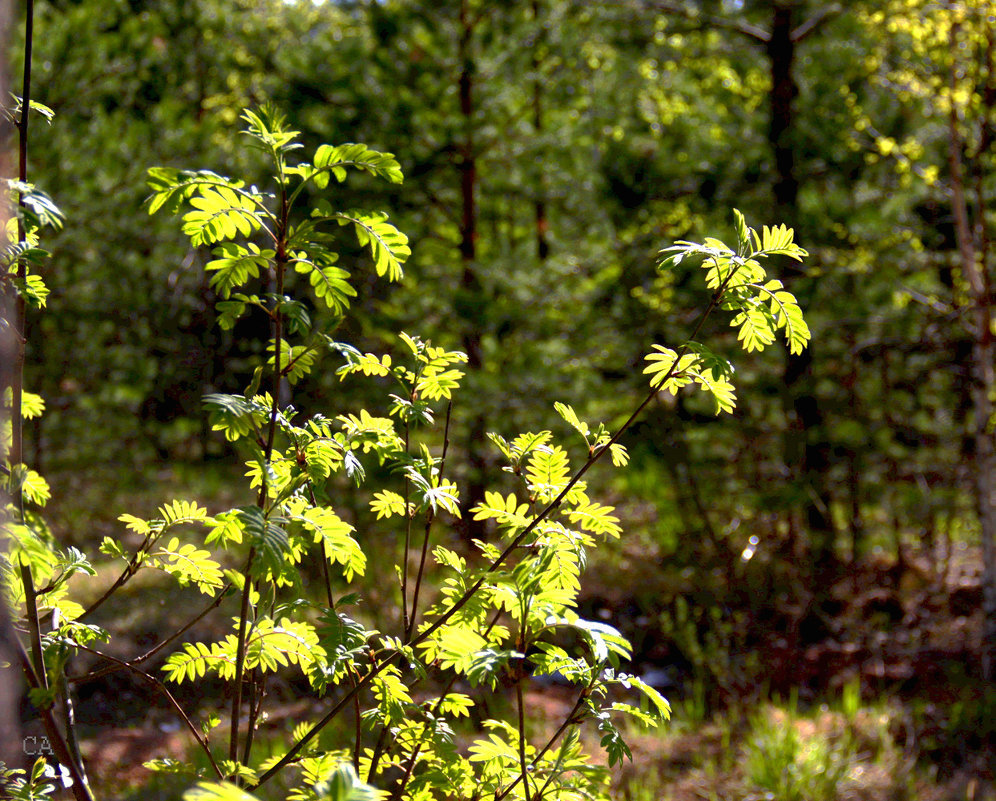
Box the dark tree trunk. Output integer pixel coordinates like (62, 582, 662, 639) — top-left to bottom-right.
(657, 0, 842, 574)
(532, 0, 549, 262)
(458, 0, 487, 541)
(0, 0, 24, 772)
(766, 1, 836, 574)
(947, 19, 996, 679)
(767, 3, 798, 213)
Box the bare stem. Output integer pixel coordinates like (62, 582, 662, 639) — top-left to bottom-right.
(231, 177, 289, 769)
(495, 691, 589, 801)
(78, 531, 159, 622)
(19, 560, 46, 688)
(9, 0, 34, 489)
(516, 681, 531, 801)
(72, 583, 232, 684)
(242, 671, 267, 767)
(16, 640, 95, 801)
(405, 402, 452, 643)
(347, 664, 363, 771)
(401, 422, 412, 635)
(228, 546, 256, 766)
(69, 582, 232, 684)
(70, 642, 223, 779)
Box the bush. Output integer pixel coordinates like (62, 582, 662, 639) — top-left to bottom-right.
(2, 106, 809, 801)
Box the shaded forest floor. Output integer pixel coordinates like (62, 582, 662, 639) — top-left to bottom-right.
(588, 543, 996, 800)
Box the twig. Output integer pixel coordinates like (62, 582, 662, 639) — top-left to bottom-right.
(389, 613, 498, 801)
(78, 531, 159, 622)
(516, 682, 531, 801)
(16, 640, 96, 801)
(405, 401, 453, 642)
(19, 560, 46, 688)
(401, 421, 412, 636)
(69, 641, 223, 779)
(495, 690, 588, 801)
(228, 546, 256, 766)
(69, 582, 232, 684)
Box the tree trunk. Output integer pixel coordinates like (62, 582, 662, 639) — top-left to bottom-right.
(458, 0, 487, 541)
(946, 22, 996, 678)
(0, 0, 24, 771)
(767, 0, 836, 575)
(531, 0, 549, 262)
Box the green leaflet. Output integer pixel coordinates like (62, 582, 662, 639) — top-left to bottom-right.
(648, 209, 810, 413)
(162, 616, 326, 684)
(183, 782, 260, 801)
(332, 209, 411, 282)
(312, 142, 404, 186)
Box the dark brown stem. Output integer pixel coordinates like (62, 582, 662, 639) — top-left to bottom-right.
(405, 402, 453, 642)
(389, 614, 498, 801)
(78, 531, 160, 622)
(365, 721, 392, 785)
(69, 642, 223, 779)
(229, 546, 256, 766)
(495, 690, 588, 801)
(242, 671, 266, 767)
(57, 657, 88, 790)
(16, 641, 95, 801)
(13, 11, 87, 786)
(401, 421, 412, 636)
(388, 677, 459, 801)
(9, 0, 34, 488)
(347, 664, 362, 771)
(69, 582, 232, 685)
(19, 560, 46, 688)
(308, 484, 335, 608)
(232, 176, 289, 768)
(516, 681, 531, 801)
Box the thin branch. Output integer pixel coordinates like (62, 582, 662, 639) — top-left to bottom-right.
(401, 420, 412, 636)
(365, 721, 392, 786)
(308, 483, 336, 609)
(232, 176, 289, 770)
(242, 671, 267, 767)
(495, 690, 589, 801)
(69, 642, 224, 779)
(77, 531, 159, 622)
(9, 0, 35, 485)
(228, 545, 256, 766)
(791, 3, 843, 43)
(16, 640, 95, 801)
(389, 613, 498, 801)
(69, 582, 232, 684)
(653, 1, 770, 42)
(516, 682, 532, 801)
(19, 560, 46, 689)
(346, 664, 363, 772)
(405, 401, 453, 642)
(408, 261, 740, 652)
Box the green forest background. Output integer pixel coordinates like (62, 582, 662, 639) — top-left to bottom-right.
(7, 0, 996, 798)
